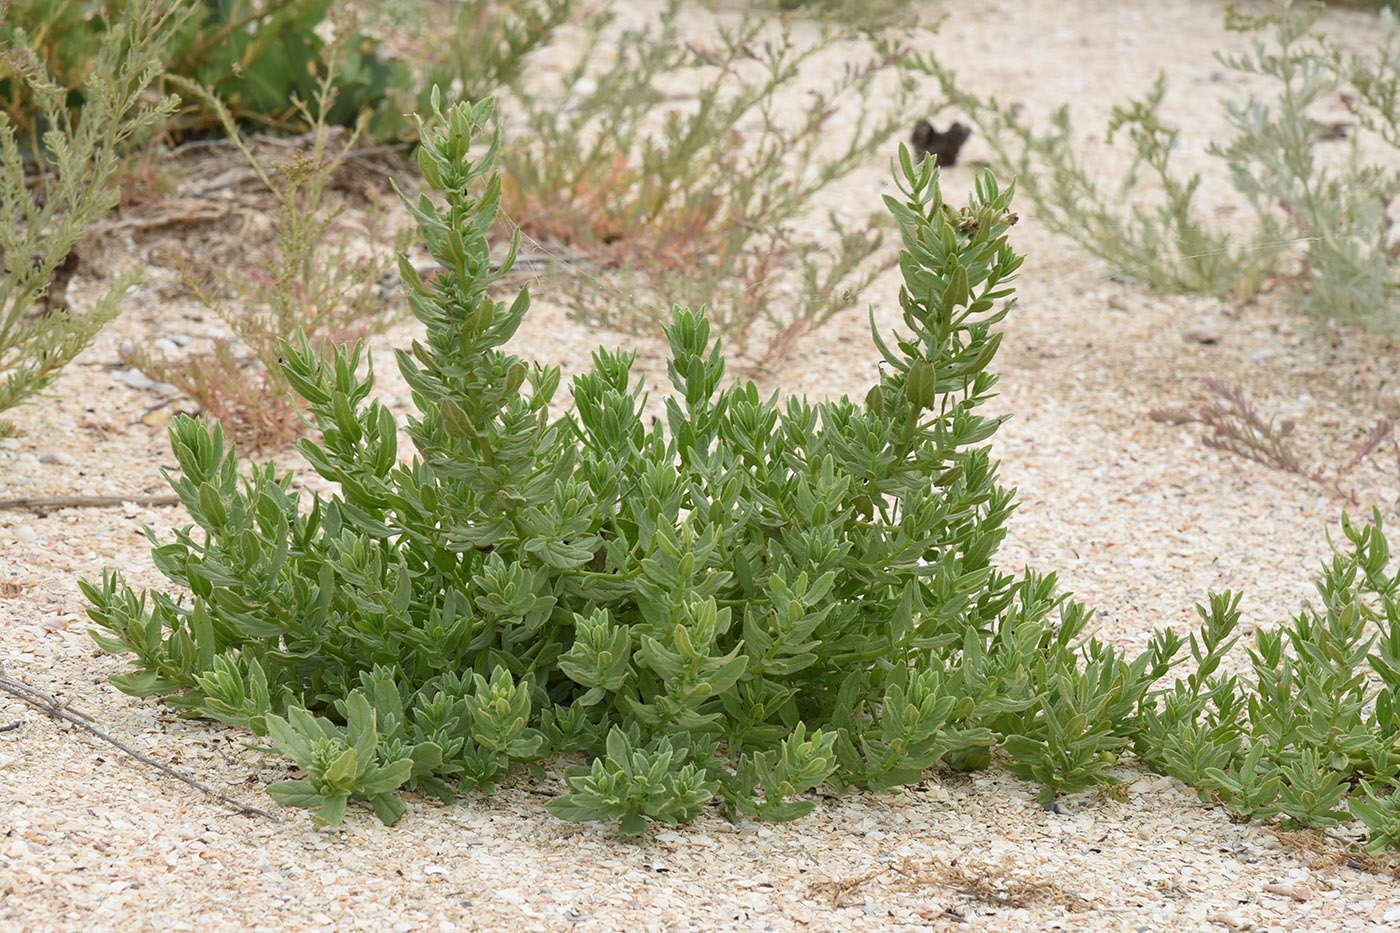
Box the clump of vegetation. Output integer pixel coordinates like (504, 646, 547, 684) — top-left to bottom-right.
(121, 53, 408, 450)
(0, 0, 179, 435)
(405, 0, 575, 111)
(85, 92, 1098, 831)
(924, 0, 1399, 330)
(499, 3, 915, 362)
(1134, 515, 1400, 851)
(80, 93, 1400, 856)
(1, 0, 406, 143)
(924, 65, 1267, 297)
(1212, 1, 1399, 330)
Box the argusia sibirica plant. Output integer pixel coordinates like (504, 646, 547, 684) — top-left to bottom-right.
(83, 93, 1166, 832)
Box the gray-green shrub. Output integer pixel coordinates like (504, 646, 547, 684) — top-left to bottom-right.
(0, 0, 179, 434)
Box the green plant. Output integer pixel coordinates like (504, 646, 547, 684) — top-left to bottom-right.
(121, 52, 409, 449)
(1214, 1, 1399, 330)
(84, 91, 1129, 833)
(1350, 779, 1400, 854)
(0, 0, 179, 435)
(0, 0, 409, 145)
(76, 91, 1400, 854)
(1133, 512, 1400, 853)
(920, 63, 1266, 297)
(767, 0, 918, 30)
(923, 0, 1400, 327)
(404, 0, 575, 111)
(499, 3, 913, 362)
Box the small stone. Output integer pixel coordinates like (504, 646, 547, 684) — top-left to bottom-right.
(1247, 349, 1277, 363)
(53, 451, 76, 466)
(15, 453, 37, 468)
(15, 525, 37, 545)
(1042, 801, 1071, 815)
(119, 368, 156, 390)
(152, 337, 179, 354)
(1377, 385, 1400, 420)
(1183, 325, 1220, 345)
(0, 438, 16, 450)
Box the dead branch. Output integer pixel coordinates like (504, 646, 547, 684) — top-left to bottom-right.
(0, 668, 279, 823)
(0, 494, 182, 512)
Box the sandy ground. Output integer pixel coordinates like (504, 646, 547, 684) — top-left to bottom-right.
(4, 1, 1400, 930)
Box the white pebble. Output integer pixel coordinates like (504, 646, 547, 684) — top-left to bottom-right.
(15, 525, 38, 544)
(153, 337, 179, 354)
(120, 368, 156, 390)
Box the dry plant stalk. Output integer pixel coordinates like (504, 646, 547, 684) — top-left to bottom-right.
(810, 855, 1087, 911)
(1266, 827, 1400, 882)
(1151, 377, 1400, 513)
(498, 3, 912, 361)
(122, 17, 406, 451)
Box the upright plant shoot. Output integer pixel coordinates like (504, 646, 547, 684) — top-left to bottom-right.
(82, 92, 1059, 833)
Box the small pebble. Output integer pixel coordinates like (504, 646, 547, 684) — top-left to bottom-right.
(53, 451, 76, 466)
(152, 337, 180, 354)
(15, 525, 37, 545)
(1042, 801, 1071, 815)
(119, 368, 157, 390)
(1377, 385, 1400, 420)
(1183, 325, 1219, 345)
(0, 438, 18, 450)
(15, 453, 37, 468)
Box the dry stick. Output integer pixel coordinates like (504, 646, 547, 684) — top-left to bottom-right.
(0, 494, 182, 512)
(0, 671, 280, 823)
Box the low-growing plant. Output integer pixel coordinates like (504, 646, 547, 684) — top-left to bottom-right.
(499, 3, 913, 362)
(78, 93, 1400, 854)
(1134, 512, 1400, 853)
(0, 0, 179, 435)
(121, 49, 409, 449)
(84, 91, 1166, 832)
(923, 0, 1400, 329)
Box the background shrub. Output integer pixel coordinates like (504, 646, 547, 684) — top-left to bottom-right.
(924, 0, 1399, 331)
(0, 0, 179, 435)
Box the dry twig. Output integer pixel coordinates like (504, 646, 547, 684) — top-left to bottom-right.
(0, 667, 279, 822)
(0, 494, 182, 512)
